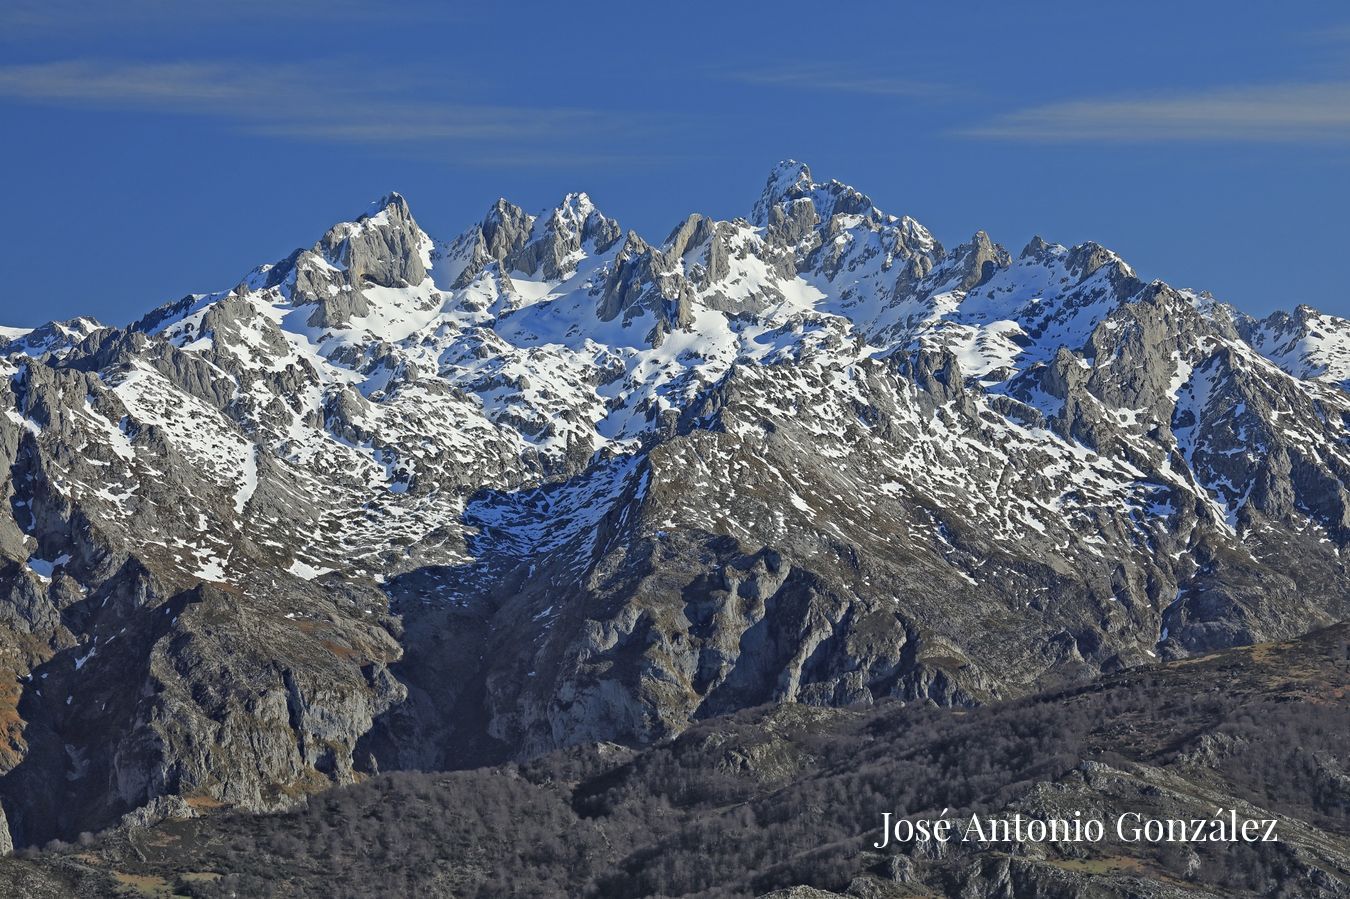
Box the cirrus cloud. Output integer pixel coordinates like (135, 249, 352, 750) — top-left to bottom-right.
(959, 82, 1350, 142)
(0, 59, 667, 166)
(721, 65, 956, 98)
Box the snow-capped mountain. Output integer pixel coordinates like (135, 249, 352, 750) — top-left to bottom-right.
(0, 161, 1347, 845)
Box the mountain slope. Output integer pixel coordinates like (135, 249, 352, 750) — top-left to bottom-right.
(9, 622, 1347, 897)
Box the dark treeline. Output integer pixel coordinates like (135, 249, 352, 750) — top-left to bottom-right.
(15, 625, 1350, 898)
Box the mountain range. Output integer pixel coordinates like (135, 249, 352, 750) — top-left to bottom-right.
(0, 160, 1346, 867)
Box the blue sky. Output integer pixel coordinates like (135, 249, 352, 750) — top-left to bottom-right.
(2, 1, 1350, 327)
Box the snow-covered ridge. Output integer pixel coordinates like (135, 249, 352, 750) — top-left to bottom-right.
(9, 162, 1346, 407)
(1, 317, 105, 359)
(5, 160, 1350, 588)
(110, 168, 1325, 452)
(97, 161, 1344, 400)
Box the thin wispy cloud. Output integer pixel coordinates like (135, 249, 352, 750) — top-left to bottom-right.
(1291, 22, 1350, 44)
(960, 82, 1350, 142)
(722, 66, 954, 98)
(0, 60, 640, 163)
(0, 0, 403, 31)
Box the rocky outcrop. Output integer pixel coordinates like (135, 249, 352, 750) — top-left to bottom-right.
(319, 193, 427, 290)
(0, 568, 405, 846)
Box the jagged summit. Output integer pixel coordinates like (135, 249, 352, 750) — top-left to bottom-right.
(362, 190, 411, 217)
(0, 316, 107, 359)
(20, 160, 1350, 409)
(751, 158, 892, 233)
(37, 160, 1350, 446)
(752, 158, 815, 223)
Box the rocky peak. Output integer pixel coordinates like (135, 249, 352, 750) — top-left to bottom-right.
(314, 191, 429, 290)
(1019, 234, 1060, 261)
(947, 230, 1011, 292)
(241, 192, 436, 330)
(597, 230, 685, 327)
(0, 317, 108, 359)
(1292, 302, 1322, 323)
(751, 159, 876, 229)
(1238, 300, 1350, 385)
(456, 193, 621, 285)
(480, 198, 534, 260)
(509, 193, 621, 280)
(365, 191, 412, 220)
(1066, 241, 1134, 282)
(538, 192, 618, 250)
(1263, 303, 1326, 334)
(663, 214, 716, 261)
(661, 214, 738, 290)
(435, 198, 534, 289)
(751, 160, 815, 225)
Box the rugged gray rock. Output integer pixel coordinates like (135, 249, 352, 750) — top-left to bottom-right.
(0, 161, 1346, 847)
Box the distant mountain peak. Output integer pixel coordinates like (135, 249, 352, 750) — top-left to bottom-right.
(751, 158, 880, 228)
(0, 316, 107, 359)
(753, 158, 814, 216)
(363, 190, 411, 219)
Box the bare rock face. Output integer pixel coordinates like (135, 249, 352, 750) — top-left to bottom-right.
(444, 192, 621, 290)
(0, 161, 1348, 845)
(511, 193, 621, 281)
(0, 565, 405, 846)
(319, 192, 428, 290)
